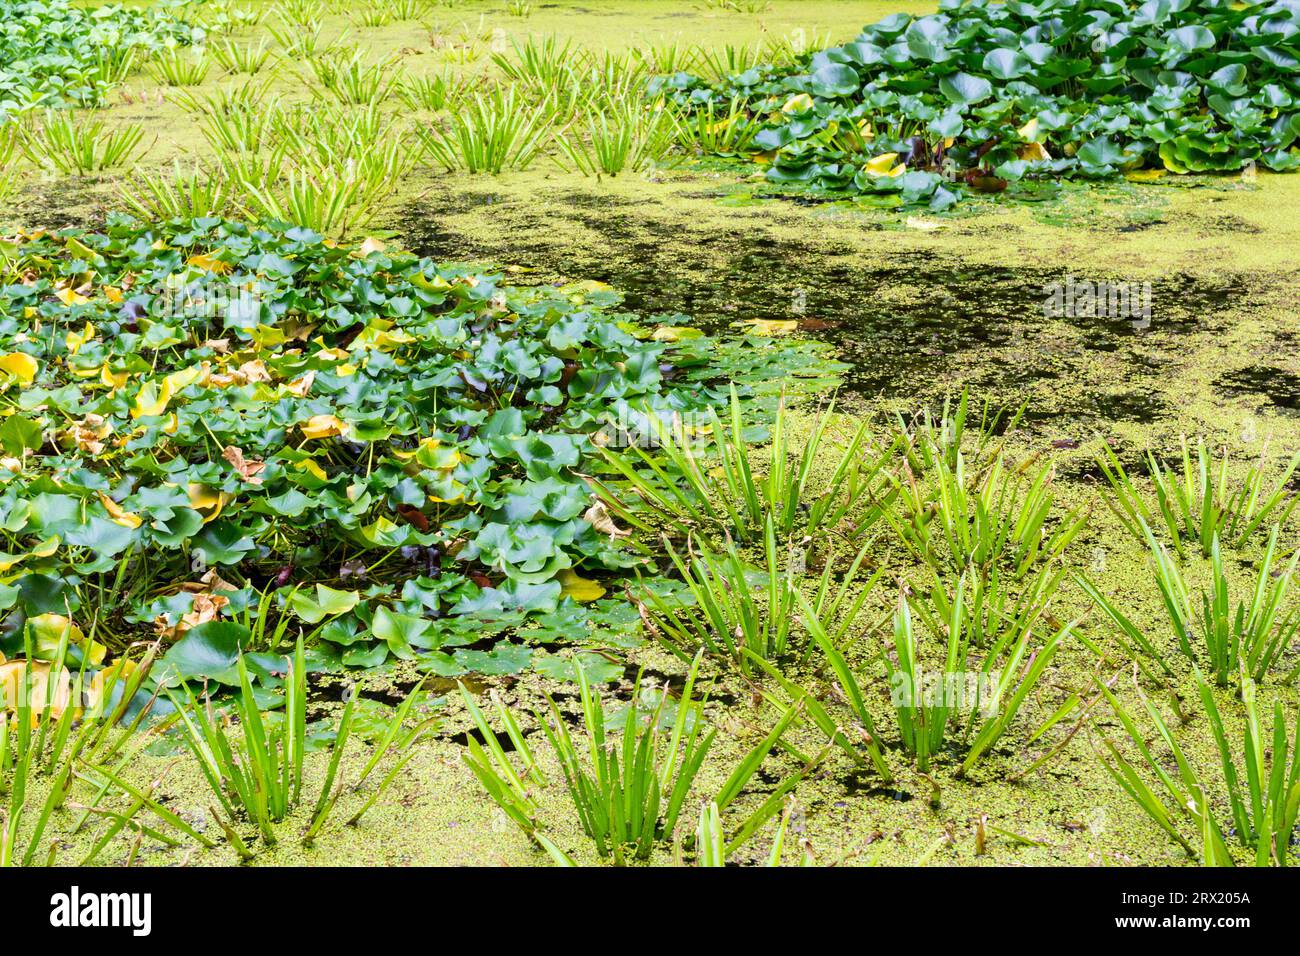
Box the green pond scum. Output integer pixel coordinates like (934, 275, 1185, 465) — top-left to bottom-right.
(0, 0, 1298, 883)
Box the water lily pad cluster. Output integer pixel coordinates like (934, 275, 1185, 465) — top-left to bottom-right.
(0, 0, 201, 114)
(652, 0, 1300, 208)
(0, 215, 756, 683)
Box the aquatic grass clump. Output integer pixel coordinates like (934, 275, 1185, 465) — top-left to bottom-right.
(1097, 669, 1300, 866)
(2, 631, 200, 866)
(637, 518, 882, 674)
(1097, 438, 1300, 559)
(229, 103, 415, 236)
(118, 159, 230, 221)
(596, 386, 897, 547)
(415, 87, 554, 174)
(884, 443, 1085, 580)
(805, 582, 1076, 776)
(1081, 525, 1300, 687)
(671, 96, 758, 156)
(18, 111, 146, 175)
(210, 37, 276, 75)
(461, 654, 808, 864)
(165, 638, 430, 856)
(397, 68, 477, 112)
(147, 48, 211, 87)
(554, 100, 677, 177)
(304, 50, 398, 106)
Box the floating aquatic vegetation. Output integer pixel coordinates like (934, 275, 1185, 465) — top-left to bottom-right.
(0, 0, 202, 113)
(0, 217, 743, 686)
(652, 0, 1300, 209)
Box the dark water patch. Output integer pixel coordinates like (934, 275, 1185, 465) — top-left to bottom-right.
(449, 726, 523, 752)
(398, 199, 1253, 424)
(1215, 366, 1300, 413)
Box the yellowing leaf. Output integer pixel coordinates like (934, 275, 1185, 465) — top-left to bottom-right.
(187, 483, 229, 523)
(782, 93, 814, 114)
(98, 492, 143, 529)
(186, 253, 231, 274)
(300, 414, 347, 440)
(55, 286, 89, 307)
(558, 568, 606, 603)
(131, 379, 174, 419)
(736, 318, 798, 336)
(100, 364, 127, 390)
(863, 152, 905, 177)
(0, 352, 38, 387)
(0, 537, 59, 573)
(65, 322, 96, 355)
(0, 660, 72, 722)
(1016, 141, 1052, 162)
(1018, 118, 1039, 141)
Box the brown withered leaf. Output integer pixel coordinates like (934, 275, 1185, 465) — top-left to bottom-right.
(222, 445, 266, 485)
(584, 501, 631, 540)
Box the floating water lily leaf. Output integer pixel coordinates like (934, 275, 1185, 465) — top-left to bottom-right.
(288, 585, 361, 624)
(158, 621, 250, 686)
(0, 353, 38, 387)
(370, 605, 433, 659)
(557, 568, 606, 603)
(532, 649, 622, 683)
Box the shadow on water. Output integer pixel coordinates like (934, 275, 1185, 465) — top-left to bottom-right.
(398, 193, 1248, 426)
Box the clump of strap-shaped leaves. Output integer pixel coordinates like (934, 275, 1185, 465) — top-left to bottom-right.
(0, 214, 771, 686)
(460, 652, 822, 865)
(653, 0, 1300, 209)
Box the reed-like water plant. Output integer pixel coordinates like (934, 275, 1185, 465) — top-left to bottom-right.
(1097, 437, 1300, 559)
(148, 48, 211, 87)
(806, 584, 1075, 776)
(1081, 524, 1300, 686)
(415, 87, 553, 174)
(461, 653, 806, 864)
(210, 37, 275, 75)
(884, 445, 1085, 579)
(637, 518, 883, 672)
(554, 99, 676, 176)
(595, 387, 898, 546)
(671, 95, 757, 156)
(397, 67, 475, 112)
(19, 111, 146, 175)
(1097, 668, 1300, 866)
(118, 159, 230, 220)
(164, 638, 429, 856)
(2, 630, 187, 866)
(304, 50, 398, 106)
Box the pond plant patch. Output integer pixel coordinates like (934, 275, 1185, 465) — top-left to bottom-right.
(0, 0, 202, 114)
(0, 215, 756, 687)
(655, 0, 1300, 208)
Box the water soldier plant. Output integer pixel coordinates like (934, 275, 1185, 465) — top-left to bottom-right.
(163, 638, 431, 857)
(1080, 524, 1300, 686)
(1097, 668, 1300, 866)
(460, 653, 817, 864)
